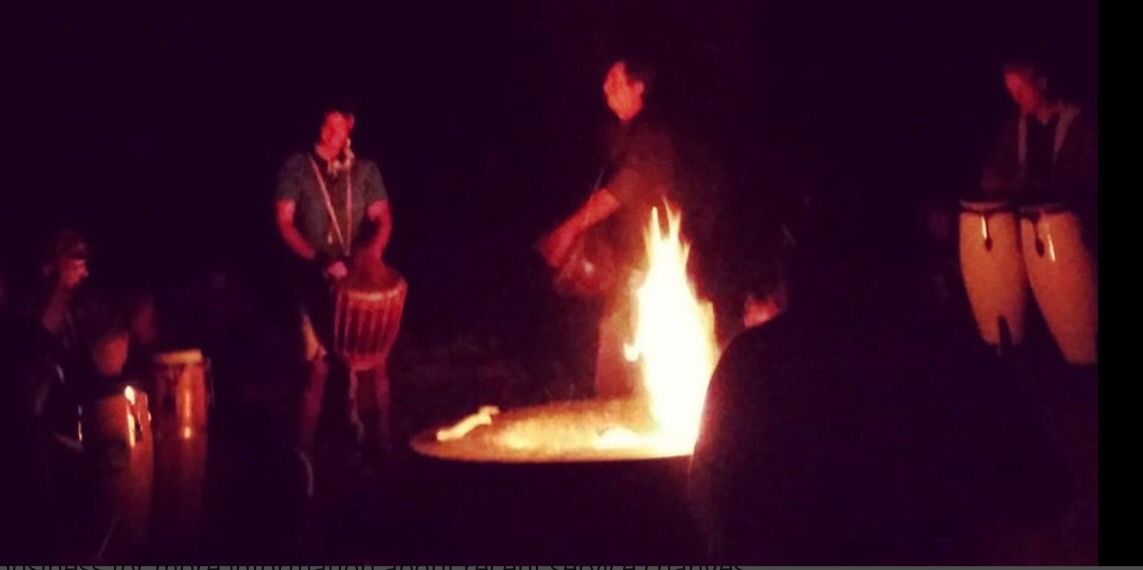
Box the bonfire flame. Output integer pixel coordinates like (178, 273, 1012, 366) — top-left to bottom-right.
(624, 204, 720, 454)
(419, 204, 719, 461)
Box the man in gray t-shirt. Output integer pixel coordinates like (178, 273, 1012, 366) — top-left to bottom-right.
(274, 105, 393, 455)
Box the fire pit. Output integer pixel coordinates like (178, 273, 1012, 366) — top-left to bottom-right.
(404, 206, 715, 560)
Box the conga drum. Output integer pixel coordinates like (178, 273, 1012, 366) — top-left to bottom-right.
(149, 349, 210, 553)
(1019, 203, 1098, 365)
(959, 200, 1028, 351)
(333, 269, 407, 443)
(83, 384, 153, 559)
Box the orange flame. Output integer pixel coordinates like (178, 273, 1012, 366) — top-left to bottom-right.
(624, 204, 720, 454)
(124, 386, 137, 447)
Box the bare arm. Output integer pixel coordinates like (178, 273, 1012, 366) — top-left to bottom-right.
(275, 199, 317, 261)
(366, 200, 393, 253)
(39, 289, 72, 338)
(537, 188, 622, 268)
(560, 188, 622, 235)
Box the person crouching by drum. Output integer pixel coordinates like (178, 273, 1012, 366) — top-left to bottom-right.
(275, 101, 394, 458)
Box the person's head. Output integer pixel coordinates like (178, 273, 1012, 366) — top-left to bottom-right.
(1003, 61, 1056, 115)
(90, 326, 130, 378)
(126, 290, 159, 349)
(742, 257, 790, 329)
(603, 58, 655, 121)
(41, 228, 89, 290)
(315, 104, 356, 152)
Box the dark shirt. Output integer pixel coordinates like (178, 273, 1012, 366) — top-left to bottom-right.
(598, 113, 678, 270)
(690, 304, 1070, 563)
(1025, 114, 1059, 195)
(981, 104, 1097, 208)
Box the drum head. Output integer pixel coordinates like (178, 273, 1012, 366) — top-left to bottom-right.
(1018, 202, 1069, 215)
(959, 199, 1012, 214)
(152, 348, 204, 365)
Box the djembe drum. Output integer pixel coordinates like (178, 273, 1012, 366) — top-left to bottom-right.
(149, 348, 210, 554)
(333, 263, 407, 443)
(1019, 203, 1098, 365)
(959, 199, 1029, 352)
(83, 384, 153, 560)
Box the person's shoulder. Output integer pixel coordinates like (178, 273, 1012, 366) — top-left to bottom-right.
(354, 155, 382, 171)
(280, 151, 311, 171)
(719, 313, 800, 365)
(1066, 103, 1097, 132)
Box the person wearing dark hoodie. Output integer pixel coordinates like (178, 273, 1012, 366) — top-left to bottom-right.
(981, 60, 1097, 249)
(689, 250, 1072, 563)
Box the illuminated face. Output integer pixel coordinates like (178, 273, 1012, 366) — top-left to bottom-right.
(1004, 71, 1047, 114)
(58, 258, 89, 289)
(603, 62, 645, 120)
(318, 111, 355, 151)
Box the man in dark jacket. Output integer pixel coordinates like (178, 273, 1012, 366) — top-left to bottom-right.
(689, 258, 1072, 563)
(981, 61, 1097, 247)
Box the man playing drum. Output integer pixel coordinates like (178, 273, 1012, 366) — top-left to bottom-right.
(979, 60, 1099, 365)
(275, 102, 394, 457)
(537, 56, 680, 399)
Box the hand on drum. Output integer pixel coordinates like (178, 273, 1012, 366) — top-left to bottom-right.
(324, 259, 350, 281)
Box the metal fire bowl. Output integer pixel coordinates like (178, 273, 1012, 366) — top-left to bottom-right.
(405, 399, 701, 560)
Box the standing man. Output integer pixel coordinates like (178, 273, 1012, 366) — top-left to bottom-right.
(982, 60, 1098, 242)
(275, 103, 393, 456)
(537, 57, 678, 398)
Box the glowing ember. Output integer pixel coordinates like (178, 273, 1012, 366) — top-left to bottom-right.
(623, 204, 720, 454)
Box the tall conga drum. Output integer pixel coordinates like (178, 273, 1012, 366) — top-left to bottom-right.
(149, 349, 210, 554)
(83, 384, 153, 560)
(1019, 203, 1098, 365)
(333, 267, 407, 443)
(959, 199, 1028, 351)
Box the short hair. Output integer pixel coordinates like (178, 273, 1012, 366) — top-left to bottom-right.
(314, 97, 360, 135)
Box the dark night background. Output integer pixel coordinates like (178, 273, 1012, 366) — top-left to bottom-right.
(3, 0, 1096, 337)
(0, 0, 1106, 563)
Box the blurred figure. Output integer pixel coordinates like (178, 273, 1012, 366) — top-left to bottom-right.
(37, 229, 91, 352)
(1, 229, 120, 560)
(689, 255, 1071, 563)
